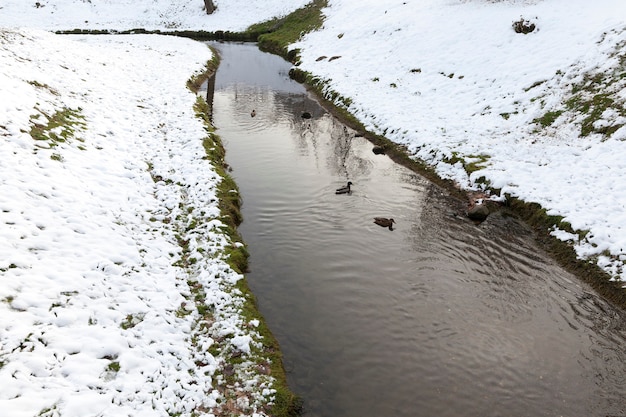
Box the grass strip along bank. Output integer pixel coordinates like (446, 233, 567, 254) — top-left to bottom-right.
(186, 55, 302, 417)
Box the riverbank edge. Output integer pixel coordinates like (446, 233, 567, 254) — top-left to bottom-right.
(290, 68, 626, 311)
(247, 0, 626, 310)
(187, 52, 302, 417)
(242, 0, 626, 311)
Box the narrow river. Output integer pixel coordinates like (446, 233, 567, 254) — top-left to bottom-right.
(204, 42, 626, 417)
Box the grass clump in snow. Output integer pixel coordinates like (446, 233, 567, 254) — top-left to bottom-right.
(534, 36, 626, 138)
(29, 107, 86, 150)
(27, 80, 59, 96)
(216, 172, 244, 230)
(36, 404, 59, 417)
(566, 91, 620, 137)
(120, 313, 145, 330)
(443, 152, 490, 176)
(247, 0, 327, 60)
(106, 361, 121, 373)
(533, 109, 563, 128)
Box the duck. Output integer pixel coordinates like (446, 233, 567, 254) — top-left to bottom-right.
(372, 145, 386, 155)
(335, 181, 353, 194)
(251, 109, 256, 117)
(373, 217, 395, 230)
(466, 192, 490, 222)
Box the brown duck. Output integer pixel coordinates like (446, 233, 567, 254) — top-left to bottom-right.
(374, 217, 395, 230)
(335, 181, 353, 194)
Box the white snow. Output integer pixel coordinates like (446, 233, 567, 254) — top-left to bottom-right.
(1, 0, 626, 415)
(0, 0, 311, 32)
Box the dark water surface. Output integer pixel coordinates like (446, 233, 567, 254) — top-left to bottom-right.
(204, 42, 626, 417)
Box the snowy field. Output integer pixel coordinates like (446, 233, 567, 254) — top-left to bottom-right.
(1, 0, 626, 416)
(0, 0, 310, 32)
(0, 22, 278, 417)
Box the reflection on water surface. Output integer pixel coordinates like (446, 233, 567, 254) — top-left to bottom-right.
(205, 41, 626, 417)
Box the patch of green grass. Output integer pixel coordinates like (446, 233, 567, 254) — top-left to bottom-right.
(247, 0, 327, 60)
(193, 96, 244, 232)
(465, 155, 490, 173)
(224, 244, 249, 274)
(27, 80, 59, 96)
(534, 38, 626, 139)
(533, 110, 563, 128)
(443, 152, 490, 175)
(324, 89, 353, 108)
(196, 303, 212, 317)
(120, 313, 145, 330)
(217, 172, 244, 230)
(29, 107, 86, 148)
(107, 361, 121, 373)
(523, 79, 546, 92)
(49, 302, 63, 311)
(37, 403, 59, 417)
(568, 87, 624, 137)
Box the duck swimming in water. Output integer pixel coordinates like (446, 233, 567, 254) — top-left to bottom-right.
(374, 217, 395, 230)
(335, 181, 353, 194)
(251, 109, 256, 117)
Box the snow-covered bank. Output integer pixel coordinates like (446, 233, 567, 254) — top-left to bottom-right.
(0, 0, 310, 32)
(293, 0, 626, 283)
(0, 29, 275, 416)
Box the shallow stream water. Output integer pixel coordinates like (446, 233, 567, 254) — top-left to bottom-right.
(204, 42, 626, 417)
